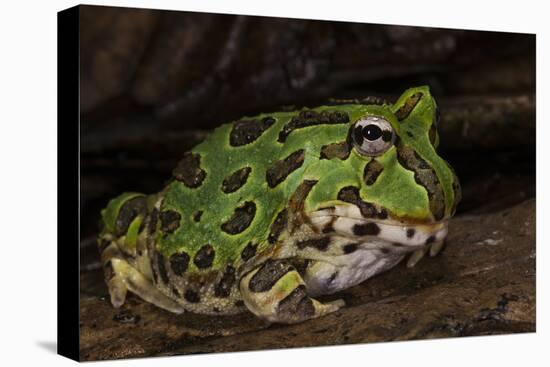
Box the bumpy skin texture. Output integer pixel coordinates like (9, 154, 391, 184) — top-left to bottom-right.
(98, 86, 461, 323)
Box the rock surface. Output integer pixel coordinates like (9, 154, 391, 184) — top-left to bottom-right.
(79, 199, 535, 360)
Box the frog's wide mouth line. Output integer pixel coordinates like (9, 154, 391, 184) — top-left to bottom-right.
(308, 206, 449, 248)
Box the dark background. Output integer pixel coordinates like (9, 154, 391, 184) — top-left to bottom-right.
(80, 4, 535, 258)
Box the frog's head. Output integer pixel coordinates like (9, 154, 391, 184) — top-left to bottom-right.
(304, 86, 461, 248)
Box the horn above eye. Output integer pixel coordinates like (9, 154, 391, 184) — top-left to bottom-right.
(351, 116, 395, 157)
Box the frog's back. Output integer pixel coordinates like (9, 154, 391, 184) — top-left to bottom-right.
(157, 106, 366, 273)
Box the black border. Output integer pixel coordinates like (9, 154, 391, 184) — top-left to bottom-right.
(57, 5, 80, 361)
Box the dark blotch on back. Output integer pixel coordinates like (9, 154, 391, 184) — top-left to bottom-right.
(115, 196, 147, 236)
(230, 116, 275, 146)
(268, 209, 288, 244)
(296, 237, 331, 251)
(221, 166, 252, 193)
(320, 141, 351, 160)
(241, 242, 258, 262)
(172, 152, 206, 188)
(221, 201, 256, 235)
(170, 252, 190, 276)
(395, 92, 423, 121)
(194, 244, 215, 269)
(353, 222, 380, 236)
(278, 110, 350, 143)
(214, 265, 236, 298)
(159, 210, 181, 233)
(277, 285, 315, 319)
(249, 260, 294, 292)
(266, 149, 305, 188)
(363, 159, 384, 186)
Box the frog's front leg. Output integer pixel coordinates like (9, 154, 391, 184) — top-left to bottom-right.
(239, 259, 345, 324)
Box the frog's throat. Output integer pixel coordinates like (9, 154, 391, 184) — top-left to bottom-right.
(307, 205, 448, 248)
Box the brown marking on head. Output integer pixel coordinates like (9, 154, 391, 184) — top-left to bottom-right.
(363, 159, 384, 186)
(337, 186, 383, 218)
(320, 141, 351, 160)
(229, 116, 275, 146)
(266, 149, 305, 188)
(395, 92, 423, 121)
(396, 142, 445, 220)
(328, 96, 387, 106)
(278, 110, 350, 143)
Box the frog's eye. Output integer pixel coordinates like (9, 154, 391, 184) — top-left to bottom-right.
(351, 116, 395, 156)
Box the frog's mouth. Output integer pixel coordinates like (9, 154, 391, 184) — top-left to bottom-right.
(308, 205, 449, 250)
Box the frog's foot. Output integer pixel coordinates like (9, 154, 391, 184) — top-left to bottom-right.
(100, 241, 185, 314)
(406, 239, 446, 268)
(239, 259, 344, 324)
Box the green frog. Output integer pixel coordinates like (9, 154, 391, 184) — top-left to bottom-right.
(98, 86, 461, 324)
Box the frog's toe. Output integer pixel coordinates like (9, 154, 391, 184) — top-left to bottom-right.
(100, 240, 185, 314)
(429, 240, 446, 257)
(406, 247, 429, 268)
(108, 275, 128, 308)
(111, 258, 185, 314)
(326, 298, 346, 309)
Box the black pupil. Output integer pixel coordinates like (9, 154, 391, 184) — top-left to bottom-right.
(362, 124, 382, 141)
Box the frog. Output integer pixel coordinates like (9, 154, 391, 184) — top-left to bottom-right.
(97, 85, 461, 324)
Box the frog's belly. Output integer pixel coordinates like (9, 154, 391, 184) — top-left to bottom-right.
(303, 249, 405, 297)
